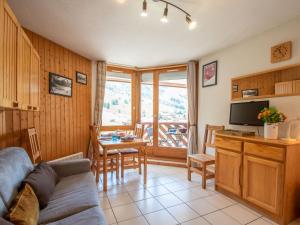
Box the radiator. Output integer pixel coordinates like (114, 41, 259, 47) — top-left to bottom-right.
(49, 152, 83, 163)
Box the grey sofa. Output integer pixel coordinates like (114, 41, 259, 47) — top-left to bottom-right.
(0, 147, 107, 225)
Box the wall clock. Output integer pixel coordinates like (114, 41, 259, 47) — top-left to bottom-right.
(271, 41, 292, 63)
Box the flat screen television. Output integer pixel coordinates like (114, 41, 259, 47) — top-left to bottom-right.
(229, 101, 269, 126)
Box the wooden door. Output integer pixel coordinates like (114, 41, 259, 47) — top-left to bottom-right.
(243, 155, 283, 215)
(18, 29, 31, 110)
(0, 1, 20, 108)
(30, 48, 40, 110)
(215, 148, 242, 196)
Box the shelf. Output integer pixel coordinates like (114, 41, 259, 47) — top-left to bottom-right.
(231, 63, 300, 101)
(232, 93, 300, 101)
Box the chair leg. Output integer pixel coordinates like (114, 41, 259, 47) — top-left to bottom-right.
(138, 153, 142, 175)
(121, 155, 125, 178)
(187, 157, 191, 181)
(96, 159, 100, 183)
(110, 158, 113, 172)
(116, 155, 119, 179)
(202, 163, 207, 189)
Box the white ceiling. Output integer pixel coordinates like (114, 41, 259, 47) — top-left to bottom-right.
(8, 0, 300, 67)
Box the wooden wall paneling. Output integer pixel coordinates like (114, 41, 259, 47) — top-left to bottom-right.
(54, 44, 61, 158)
(49, 41, 56, 160)
(12, 109, 20, 145)
(73, 55, 80, 154)
(44, 38, 51, 160)
(58, 45, 65, 157)
(63, 48, 69, 156)
(68, 50, 74, 155)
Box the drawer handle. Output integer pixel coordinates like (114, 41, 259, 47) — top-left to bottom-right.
(12, 101, 19, 108)
(33, 106, 37, 110)
(27, 105, 32, 110)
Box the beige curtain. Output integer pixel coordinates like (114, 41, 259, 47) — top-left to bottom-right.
(187, 60, 198, 156)
(87, 61, 107, 159)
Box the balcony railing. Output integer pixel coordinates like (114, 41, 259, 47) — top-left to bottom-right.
(142, 122, 188, 148)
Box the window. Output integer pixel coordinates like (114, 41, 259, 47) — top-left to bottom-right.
(159, 71, 188, 122)
(141, 73, 153, 123)
(102, 71, 132, 126)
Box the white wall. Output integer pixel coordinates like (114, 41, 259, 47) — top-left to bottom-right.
(198, 16, 300, 147)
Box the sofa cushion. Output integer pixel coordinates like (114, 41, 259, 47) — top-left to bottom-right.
(38, 172, 99, 224)
(5, 184, 39, 225)
(44, 207, 107, 225)
(0, 148, 33, 208)
(23, 162, 59, 209)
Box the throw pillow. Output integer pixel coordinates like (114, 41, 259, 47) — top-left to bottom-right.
(23, 162, 59, 209)
(6, 184, 39, 225)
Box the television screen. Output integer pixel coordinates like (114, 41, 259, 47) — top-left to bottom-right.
(229, 101, 269, 126)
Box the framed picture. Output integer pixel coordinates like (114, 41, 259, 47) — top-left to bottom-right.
(202, 61, 218, 87)
(76, 71, 87, 85)
(49, 73, 72, 97)
(242, 89, 258, 98)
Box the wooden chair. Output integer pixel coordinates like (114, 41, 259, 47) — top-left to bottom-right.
(119, 123, 144, 178)
(24, 128, 42, 164)
(187, 124, 225, 189)
(90, 125, 120, 183)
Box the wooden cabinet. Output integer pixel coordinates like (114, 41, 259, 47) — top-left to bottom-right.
(216, 148, 242, 196)
(243, 155, 283, 215)
(30, 48, 40, 111)
(215, 134, 300, 225)
(19, 29, 31, 110)
(0, 0, 40, 110)
(0, 0, 21, 109)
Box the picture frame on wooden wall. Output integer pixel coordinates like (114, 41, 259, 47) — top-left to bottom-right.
(202, 61, 217, 88)
(76, 71, 87, 85)
(49, 72, 72, 97)
(242, 89, 258, 98)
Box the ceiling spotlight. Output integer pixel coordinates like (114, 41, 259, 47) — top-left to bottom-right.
(117, 0, 126, 4)
(160, 3, 168, 23)
(141, 0, 148, 17)
(186, 16, 197, 30)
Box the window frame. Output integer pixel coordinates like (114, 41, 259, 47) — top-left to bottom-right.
(100, 65, 137, 131)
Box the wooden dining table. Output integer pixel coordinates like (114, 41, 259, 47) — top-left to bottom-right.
(98, 138, 148, 192)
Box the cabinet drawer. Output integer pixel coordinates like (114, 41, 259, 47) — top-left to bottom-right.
(215, 137, 242, 152)
(244, 142, 285, 161)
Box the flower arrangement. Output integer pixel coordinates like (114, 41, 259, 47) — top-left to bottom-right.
(257, 107, 286, 124)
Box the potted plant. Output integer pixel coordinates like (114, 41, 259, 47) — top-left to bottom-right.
(258, 107, 286, 139)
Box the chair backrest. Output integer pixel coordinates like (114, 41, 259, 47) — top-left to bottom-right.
(135, 123, 144, 139)
(202, 124, 225, 154)
(89, 125, 101, 159)
(24, 128, 42, 164)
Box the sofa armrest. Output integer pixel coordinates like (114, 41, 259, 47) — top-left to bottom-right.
(47, 159, 91, 177)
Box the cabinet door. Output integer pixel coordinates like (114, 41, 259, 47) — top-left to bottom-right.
(0, 1, 20, 108)
(215, 148, 242, 196)
(30, 48, 40, 110)
(18, 30, 31, 110)
(243, 155, 283, 215)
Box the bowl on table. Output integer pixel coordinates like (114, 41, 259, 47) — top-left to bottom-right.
(121, 135, 136, 142)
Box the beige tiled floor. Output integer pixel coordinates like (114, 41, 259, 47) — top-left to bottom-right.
(97, 165, 300, 225)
